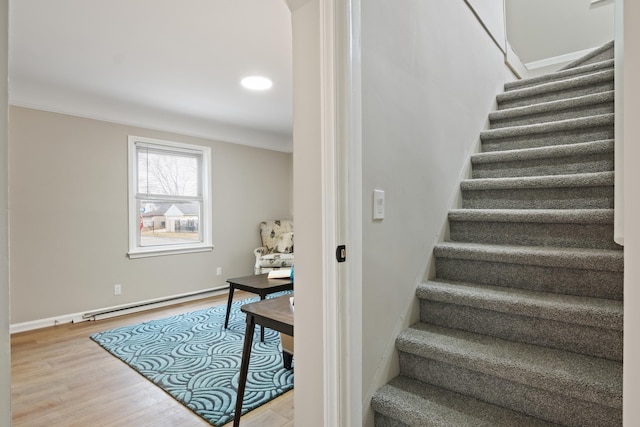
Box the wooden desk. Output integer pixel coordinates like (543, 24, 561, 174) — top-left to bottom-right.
(233, 294, 294, 427)
(225, 273, 293, 342)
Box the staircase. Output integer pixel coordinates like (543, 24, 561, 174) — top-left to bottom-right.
(371, 41, 623, 426)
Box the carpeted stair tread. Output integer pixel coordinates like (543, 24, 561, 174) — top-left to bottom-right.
(417, 279, 622, 330)
(418, 287, 623, 362)
(496, 69, 613, 106)
(372, 376, 556, 427)
(480, 114, 613, 142)
(504, 59, 613, 91)
(461, 177, 614, 210)
(448, 208, 613, 224)
(490, 91, 614, 121)
(434, 241, 623, 272)
(489, 91, 614, 127)
(461, 171, 613, 191)
(448, 208, 620, 249)
(472, 139, 613, 165)
(560, 40, 615, 71)
(470, 139, 614, 178)
(396, 323, 622, 409)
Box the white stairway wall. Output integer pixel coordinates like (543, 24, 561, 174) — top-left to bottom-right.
(360, 0, 514, 425)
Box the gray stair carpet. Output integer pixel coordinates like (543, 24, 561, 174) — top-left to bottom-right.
(372, 41, 622, 426)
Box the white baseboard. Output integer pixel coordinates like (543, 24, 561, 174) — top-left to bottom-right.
(10, 286, 229, 334)
(10, 312, 87, 334)
(525, 47, 598, 71)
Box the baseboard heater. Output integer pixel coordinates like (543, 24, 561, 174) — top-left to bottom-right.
(82, 285, 229, 321)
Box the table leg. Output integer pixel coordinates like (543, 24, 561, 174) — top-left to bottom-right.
(259, 295, 266, 342)
(224, 285, 235, 329)
(233, 314, 256, 427)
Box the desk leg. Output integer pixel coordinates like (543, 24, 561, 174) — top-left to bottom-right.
(224, 285, 235, 329)
(259, 295, 266, 342)
(234, 314, 256, 427)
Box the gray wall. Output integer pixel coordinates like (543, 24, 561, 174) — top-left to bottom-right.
(623, 0, 640, 421)
(1, 0, 10, 422)
(360, 0, 513, 422)
(9, 106, 292, 325)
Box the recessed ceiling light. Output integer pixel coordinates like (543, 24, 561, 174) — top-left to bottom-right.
(240, 76, 273, 91)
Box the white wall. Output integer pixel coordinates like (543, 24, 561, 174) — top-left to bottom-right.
(360, 1, 512, 424)
(0, 0, 11, 423)
(9, 106, 292, 326)
(465, 0, 506, 52)
(289, 0, 326, 424)
(506, 0, 614, 67)
(623, 0, 640, 423)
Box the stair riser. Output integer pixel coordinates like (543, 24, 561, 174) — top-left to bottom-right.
(374, 414, 408, 427)
(490, 102, 614, 129)
(506, 64, 613, 91)
(435, 258, 623, 300)
(564, 49, 615, 71)
(398, 353, 621, 427)
(461, 186, 614, 210)
(449, 220, 620, 250)
(498, 81, 613, 109)
(481, 126, 614, 152)
(373, 377, 561, 426)
(419, 300, 622, 361)
(472, 152, 613, 178)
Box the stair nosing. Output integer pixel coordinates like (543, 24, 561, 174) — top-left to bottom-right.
(480, 114, 613, 141)
(471, 139, 613, 164)
(560, 40, 615, 71)
(489, 91, 614, 122)
(497, 69, 614, 103)
(434, 241, 623, 272)
(417, 279, 622, 330)
(460, 171, 614, 190)
(372, 376, 556, 427)
(396, 323, 622, 408)
(447, 208, 614, 224)
(504, 59, 614, 91)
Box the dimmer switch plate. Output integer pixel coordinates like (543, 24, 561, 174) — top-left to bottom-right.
(373, 189, 385, 220)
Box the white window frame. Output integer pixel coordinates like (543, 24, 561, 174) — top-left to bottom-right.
(127, 136, 213, 258)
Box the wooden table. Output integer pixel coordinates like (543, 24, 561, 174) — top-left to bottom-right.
(225, 273, 293, 342)
(233, 294, 294, 427)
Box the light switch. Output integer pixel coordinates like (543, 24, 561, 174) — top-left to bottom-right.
(373, 189, 385, 220)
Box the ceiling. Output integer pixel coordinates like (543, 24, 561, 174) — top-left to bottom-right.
(9, 1, 615, 154)
(9, 0, 294, 152)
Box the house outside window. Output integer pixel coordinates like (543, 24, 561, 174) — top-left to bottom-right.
(128, 136, 212, 258)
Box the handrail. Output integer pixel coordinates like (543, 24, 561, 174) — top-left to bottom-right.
(591, 0, 614, 9)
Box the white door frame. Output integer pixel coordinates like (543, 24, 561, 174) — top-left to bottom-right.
(285, 0, 362, 425)
(321, 0, 363, 425)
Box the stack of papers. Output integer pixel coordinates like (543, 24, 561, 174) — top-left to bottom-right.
(267, 269, 291, 279)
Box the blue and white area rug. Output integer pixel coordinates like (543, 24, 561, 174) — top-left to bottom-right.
(90, 295, 294, 426)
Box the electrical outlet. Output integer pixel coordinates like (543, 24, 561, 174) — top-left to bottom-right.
(114, 284, 122, 295)
(216, 267, 222, 276)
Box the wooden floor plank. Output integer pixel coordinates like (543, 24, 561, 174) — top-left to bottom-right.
(11, 291, 294, 426)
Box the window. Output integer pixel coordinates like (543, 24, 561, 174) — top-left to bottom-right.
(128, 136, 212, 258)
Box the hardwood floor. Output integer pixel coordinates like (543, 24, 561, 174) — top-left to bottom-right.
(11, 291, 294, 427)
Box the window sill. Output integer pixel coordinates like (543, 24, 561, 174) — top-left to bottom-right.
(128, 245, 214, 259)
